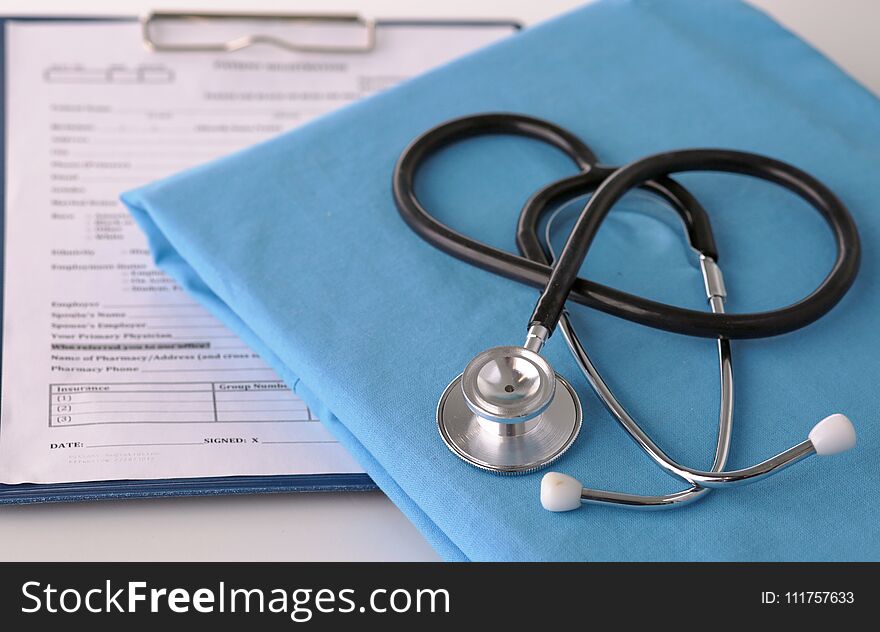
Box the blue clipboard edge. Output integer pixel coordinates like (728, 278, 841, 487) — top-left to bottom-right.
(0, 15, 521, 505)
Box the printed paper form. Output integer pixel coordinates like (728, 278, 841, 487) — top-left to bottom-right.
(0, 20, 513, 484)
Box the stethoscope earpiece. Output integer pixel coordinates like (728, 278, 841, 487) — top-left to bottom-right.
(808, 413, 856, 456)
(541, 472, 585, 512)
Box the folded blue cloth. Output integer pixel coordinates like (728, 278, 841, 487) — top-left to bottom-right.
(123, 0, 880, 560)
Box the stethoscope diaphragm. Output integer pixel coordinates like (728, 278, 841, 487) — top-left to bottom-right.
(437, 348, 582, 474)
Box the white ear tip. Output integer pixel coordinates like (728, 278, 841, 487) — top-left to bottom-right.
(540, 472, 583, 512)
(808, 413, 856, 456)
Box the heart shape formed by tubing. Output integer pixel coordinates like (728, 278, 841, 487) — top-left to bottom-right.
(392, 112, 860, 339)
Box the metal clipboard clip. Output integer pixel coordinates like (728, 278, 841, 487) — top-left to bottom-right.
(141, 12, 377, 54)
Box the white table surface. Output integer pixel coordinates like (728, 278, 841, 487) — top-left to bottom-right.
(0, 0, 876, 562)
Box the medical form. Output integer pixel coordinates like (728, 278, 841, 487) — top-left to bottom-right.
(0, 19, 513, 484)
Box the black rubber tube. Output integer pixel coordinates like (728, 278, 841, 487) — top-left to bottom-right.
(516, 167, 718, 263)
(392, 113, 860, 339)
(527, 149, 860, 335)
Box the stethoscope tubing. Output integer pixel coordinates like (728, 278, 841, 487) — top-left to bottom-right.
(517, 168, 719, 262)
(393, 113, 861, 339)
(559, 314, 733, 508)
(529, 148, 861, 338)
(544, 203, 732, 508)
(533, 184, 817, 505)
(532, 158, 823, 491)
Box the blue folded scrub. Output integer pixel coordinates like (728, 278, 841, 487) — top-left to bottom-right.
(123, 0, 880, 560)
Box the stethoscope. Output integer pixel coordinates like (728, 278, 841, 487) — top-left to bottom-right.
(393, 113, 860, 512)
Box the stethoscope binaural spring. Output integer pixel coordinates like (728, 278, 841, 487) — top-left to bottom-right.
(392, 112, 860, 511)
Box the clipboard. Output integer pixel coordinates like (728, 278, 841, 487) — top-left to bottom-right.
(0, 12, 520, 505)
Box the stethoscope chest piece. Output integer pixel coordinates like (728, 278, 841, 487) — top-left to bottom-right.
(437, 346, 582, 474)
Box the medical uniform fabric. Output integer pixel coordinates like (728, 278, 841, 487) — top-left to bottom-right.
(123, 0, 880, 560)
